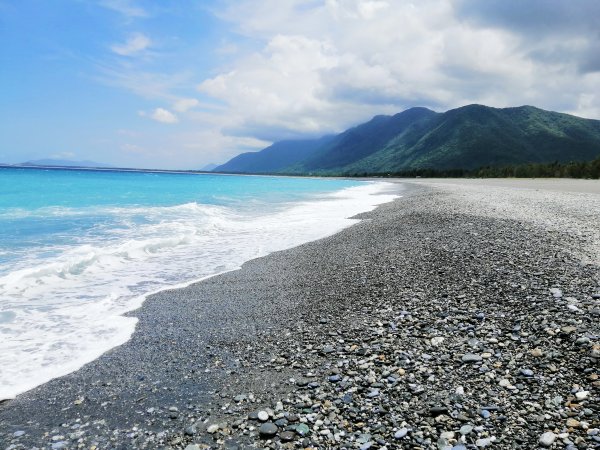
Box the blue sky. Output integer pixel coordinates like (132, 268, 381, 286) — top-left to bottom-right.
(1, 0, 599, 169)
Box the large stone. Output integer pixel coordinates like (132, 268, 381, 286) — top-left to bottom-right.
(539, 432, 556, 447)
(259, 422, 278, 438)
(461, 353, 482, 363)
(394, 428, 409, 439)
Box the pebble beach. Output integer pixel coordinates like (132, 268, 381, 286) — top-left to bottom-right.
(1, 179, 599, 450)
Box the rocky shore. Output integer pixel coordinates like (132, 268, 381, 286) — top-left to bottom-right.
(1, 181, 599, 450)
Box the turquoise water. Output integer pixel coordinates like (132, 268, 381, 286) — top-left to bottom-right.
(0, 167, 395, 399)
(0, 168, 360, 269)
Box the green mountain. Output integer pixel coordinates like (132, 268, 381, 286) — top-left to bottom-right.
(214, 105, 600, 175)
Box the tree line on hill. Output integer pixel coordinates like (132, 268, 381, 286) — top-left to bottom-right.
(339, 156, 600, 179)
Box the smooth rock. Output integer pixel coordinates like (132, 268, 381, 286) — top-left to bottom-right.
(566, 418, 580, 428)
(476, 438, 494, 447)
(460, 425, 473, 435)
(295, 423, 310, 436)
(394, 428, 409, 439)
(258, 422, 278, 438)
(462, 353, 482, 363)
(539, 432, 556, 447)
(257, 410, 269, 421)
(280, 430, 295, 442)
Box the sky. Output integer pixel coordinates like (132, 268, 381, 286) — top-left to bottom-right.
(1, 0, 599, 170)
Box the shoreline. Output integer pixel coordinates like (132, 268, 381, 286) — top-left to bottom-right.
(1, 180, 599, 449)
(0, 179, 397, 402)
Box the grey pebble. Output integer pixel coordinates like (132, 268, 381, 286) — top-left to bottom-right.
(258, 422, 278, 437)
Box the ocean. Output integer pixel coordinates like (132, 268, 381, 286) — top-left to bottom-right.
(0, 167, 396, 399)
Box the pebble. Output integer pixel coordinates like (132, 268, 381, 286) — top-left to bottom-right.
(539, 431, 556, 446)
(550, 288, 563, 298)
(280, 430, 295, 441)
(257, 410, 269, 421)
(258, 422, 278, 437)
(460, 425, 473, 435)
(476, 438, 494, 447)
(431, 337, 445, 346)
(567, 418, 580, 428)
(295, 423, 310, 436)
(461, 353, 482, 363)
(394, 428, 409, 439)
(519, 368, 534, 377)
(207, 424, 219, 434)
(575, 391, 589, 400)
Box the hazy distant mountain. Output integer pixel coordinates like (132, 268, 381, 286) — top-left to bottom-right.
(214, 105, 600, 175)
(19, 159, 113, 168)
(214, 135, 335, 174)
(200, 163, 218, 171)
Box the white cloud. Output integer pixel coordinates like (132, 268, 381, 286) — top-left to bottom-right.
(172, 98, 199, 112)
(197, 0, 600, 145)
(89, 0, 599, 169)
(145, 108, 178, 124)
(111, 33, 151, 56)
(99, 0, 147, 18)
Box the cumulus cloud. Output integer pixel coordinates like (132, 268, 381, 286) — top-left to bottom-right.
(111, 32, 151, 56)
(172, 98, 199, 112)
(142, 108, 178, 124)
(197, 0, 600, 145)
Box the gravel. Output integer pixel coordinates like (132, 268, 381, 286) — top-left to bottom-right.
(1, 180, 599, 449)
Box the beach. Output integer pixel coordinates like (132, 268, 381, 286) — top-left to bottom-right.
(1, 179, 599, 449)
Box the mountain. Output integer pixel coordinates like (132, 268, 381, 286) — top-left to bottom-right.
(214, 135, 335, 174)
(214, 105, 600, 175)
(19, 159, 113, 168)
(200, 163, 218, 171)
(298, 107, 438, 171)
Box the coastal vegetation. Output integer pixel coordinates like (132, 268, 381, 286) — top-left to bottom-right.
(340, 156, 600, 179)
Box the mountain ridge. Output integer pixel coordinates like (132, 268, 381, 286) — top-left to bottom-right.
(213, 104, 600, 175)
(18, 159, 113, 168)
